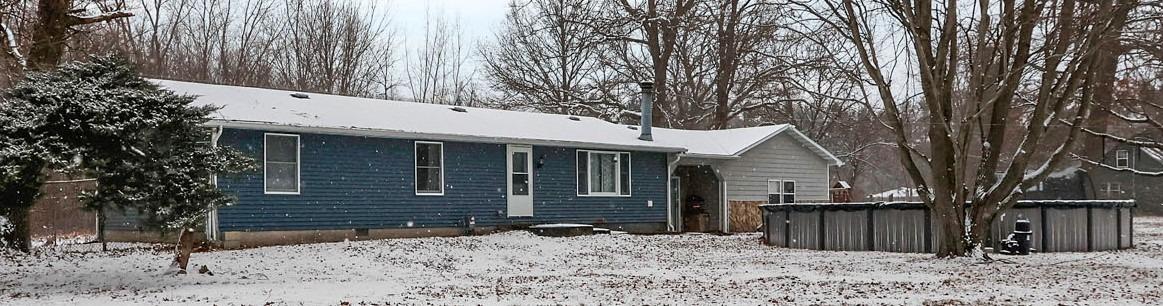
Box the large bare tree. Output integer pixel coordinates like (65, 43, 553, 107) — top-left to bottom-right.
(799, 0, 1136, 257)
(481, 0, 635, 121)
(405, 6, 476, 105)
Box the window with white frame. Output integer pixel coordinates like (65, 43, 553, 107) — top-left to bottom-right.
(1102, 182, 1122, 198)
(576, 150, 631, 196)
(415, 142, 444, 195)
(768, 179, 796, 204)
(1116, 150, 1130, 168)
(264, 133, 300, 194)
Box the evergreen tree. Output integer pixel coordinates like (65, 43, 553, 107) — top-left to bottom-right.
(0, 56, 254, 256)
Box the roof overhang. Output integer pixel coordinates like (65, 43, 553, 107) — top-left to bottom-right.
(206, 120, 689, 153)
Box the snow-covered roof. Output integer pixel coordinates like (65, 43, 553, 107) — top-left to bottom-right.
(157, 79, 842, 164)
(653, 125, 842, 164)
(868, 187, 921, 199)
(1142, 147, 1163, 164)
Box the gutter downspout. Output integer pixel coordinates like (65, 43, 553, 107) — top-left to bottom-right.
(206, 126, 223, 241)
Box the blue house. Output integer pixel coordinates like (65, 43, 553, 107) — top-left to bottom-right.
(103, 80, 843, 247)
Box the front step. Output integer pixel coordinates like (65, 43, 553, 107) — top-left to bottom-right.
(528, 224, 593, 237)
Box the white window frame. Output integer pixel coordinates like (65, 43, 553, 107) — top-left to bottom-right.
(576, 149, 632, 197)
(767, 179, 796, 204)
(1116, 150, 1130, 168)
(414, 141, 445, 196)
(263, 133, 301, 195)
(1104, 182, 1122, 198)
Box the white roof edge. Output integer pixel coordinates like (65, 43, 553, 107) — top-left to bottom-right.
(207, 120, 688, 153)
(730, 125, 844, 166)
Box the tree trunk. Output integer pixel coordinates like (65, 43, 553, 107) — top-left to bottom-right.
(29, 0, 72, 70)
(932, 202, 967, 257)
(170, 228, 196, 273)
(0, 161, 46, 252)
(0, 207, 32, 252)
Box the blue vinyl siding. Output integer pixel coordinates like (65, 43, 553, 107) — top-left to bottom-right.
(215, 129, 667, 232)
(531, 146, 667, 224)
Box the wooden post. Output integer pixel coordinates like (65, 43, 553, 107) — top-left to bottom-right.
(818, 209, 826, 250)
(866, 208, 875, 251)
(1115, 207, 1123, 249)
(1129, 208, 1135, 248)
(923, 207, 932, 253)
(1040, 206, 1050, 252)
(784, 208, 791, 248)
(1086, 206, 1094, 252)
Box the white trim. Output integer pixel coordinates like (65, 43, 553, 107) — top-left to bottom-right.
(506, 144, 534, 217)
(1116, 150, 1130, 168)
(207, 126, 223, 240)
(414, 141, 445, 196)
(767, 179, 797, 204)
(784, 180, 797, 203)
(669, 175, 681, 232)
(575, 149, 633, 197)
(263, 133, 301, 195)
(208, 120, 686, 153)
(728, 125, 844, 166)
(721, 180, 730, 233)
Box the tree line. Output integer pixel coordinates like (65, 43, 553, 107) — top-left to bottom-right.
(4, 0, 1163, 258)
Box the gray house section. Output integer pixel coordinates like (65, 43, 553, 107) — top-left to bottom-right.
(717, 133, 831, 202)
(664, 127, 842, 233)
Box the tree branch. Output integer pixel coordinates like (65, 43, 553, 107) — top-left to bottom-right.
(0, 21, 25, 70)
(68, 10, 134, 26)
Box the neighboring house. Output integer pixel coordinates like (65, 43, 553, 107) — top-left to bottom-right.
(1022, 165, 1090, 201)
(102, 80, 842, 247)
(830, 181, 852, 203)
(1087, 139, 1163, 215)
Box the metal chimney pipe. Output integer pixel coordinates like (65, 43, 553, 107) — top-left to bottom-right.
(638, 82, 654, 141)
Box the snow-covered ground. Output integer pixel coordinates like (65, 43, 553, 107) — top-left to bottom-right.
(3, 218, 1162, 305)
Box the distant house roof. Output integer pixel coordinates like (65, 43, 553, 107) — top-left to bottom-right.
(1143, 147, 1163, 164)
(868, 187, 921, 199)
(157, 79, 841, 164)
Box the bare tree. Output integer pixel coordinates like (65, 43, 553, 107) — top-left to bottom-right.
(798, 0, 1136, 257)
(481, 0, 633, 120)
(405, 5, 475, 105)
(1073, 0, 1163, 175)
(274, 0, 396, 97)
(584, 0, 698, 128)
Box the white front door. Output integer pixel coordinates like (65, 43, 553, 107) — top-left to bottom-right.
(507, 145, 534, 217)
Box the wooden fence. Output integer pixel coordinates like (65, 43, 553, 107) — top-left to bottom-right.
(760, 200, 1135, 253)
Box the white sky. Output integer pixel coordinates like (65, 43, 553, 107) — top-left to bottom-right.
(383, 0, 511, 50)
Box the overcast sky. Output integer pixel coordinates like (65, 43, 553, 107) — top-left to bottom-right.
(387, 0, 511, 49)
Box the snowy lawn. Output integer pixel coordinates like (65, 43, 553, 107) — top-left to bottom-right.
(3, 218, 1163, 305)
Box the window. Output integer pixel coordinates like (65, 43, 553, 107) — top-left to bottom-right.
(264, 133, 300, 194)
(415, 142, 444, 195)
(1102, 182, 1123, 198)
(511, 151, 529, 195)
(576, 150, 631, 196)
(1116, 150, 1130, 168)
(768, 180, 796, 204)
